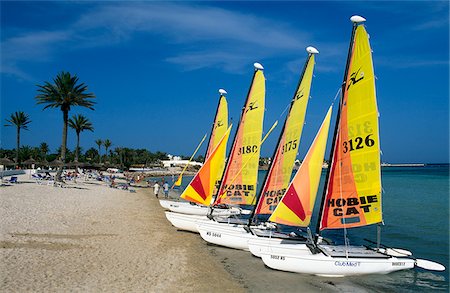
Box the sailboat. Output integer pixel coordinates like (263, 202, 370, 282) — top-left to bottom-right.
(259, 15, 446, 276)
(197, 47, 319, 250)
(165, 62, 266, 232)
(248, 105, 331, 257)
(160, 89, 229, 213)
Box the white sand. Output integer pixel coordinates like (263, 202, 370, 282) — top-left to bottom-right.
(0, 175, 243, 292)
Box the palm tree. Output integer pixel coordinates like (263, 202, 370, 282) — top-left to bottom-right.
(103, 139, 112, 161)
(95, 139, 103, 163)
(4, 111, 32, 164)
(114, 147, 124, 168)
(36, 72, 95, 180)
(69, 114, 94, 162)
(39, 142, 49, 161)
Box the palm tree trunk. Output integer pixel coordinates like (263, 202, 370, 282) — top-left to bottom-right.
(16, 127, 20, 165)
(75, 132, 80, 162)
(57, 109, 69, 181)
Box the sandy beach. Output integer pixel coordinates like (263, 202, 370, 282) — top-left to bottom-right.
(0, 174, 242, 292)
(1, 174, 363, 292)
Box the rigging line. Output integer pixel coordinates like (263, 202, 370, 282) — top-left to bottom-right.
(277, 102, 291, 121)
(171, 133, 207, 189)
(332, 87, 342, 104)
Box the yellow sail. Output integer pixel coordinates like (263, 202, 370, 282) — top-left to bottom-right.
(215, 66, 265, 206)
(181, 126, 232, 205)
(206, 94, 228, 159)
(269, 107, 332, 226)
(320, 24, 382, 230)
(256, 52, 316, 215)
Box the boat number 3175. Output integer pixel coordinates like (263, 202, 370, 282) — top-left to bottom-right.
(342, 134, 375, 153)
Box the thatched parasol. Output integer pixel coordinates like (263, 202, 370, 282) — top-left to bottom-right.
(0, 156, 15, 166)
(23, 157, 37, 165)
(49, 158, 65, 167)
(66, 161, 89, 168)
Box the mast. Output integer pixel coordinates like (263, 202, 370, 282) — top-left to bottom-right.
(204, 89, 228, 161)
(210, 63, 264, 213)
(248, 47, 319, 226)
(315, 15, 366, 238)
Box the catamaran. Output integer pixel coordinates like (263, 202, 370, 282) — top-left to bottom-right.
(259, 15, 446, 276)
(197, 47, 320, 250)
(248, 105, 332, 257)
(165, 62, 266, 232)
(160, 88, 229, 214)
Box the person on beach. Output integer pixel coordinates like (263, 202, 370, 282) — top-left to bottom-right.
(153, 182, 160, 198)
(163, 182, 169, 199)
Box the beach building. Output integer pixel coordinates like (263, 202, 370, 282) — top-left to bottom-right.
(161, 154, 203, 168)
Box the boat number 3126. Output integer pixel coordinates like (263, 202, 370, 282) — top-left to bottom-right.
(342, 134, 375, 153)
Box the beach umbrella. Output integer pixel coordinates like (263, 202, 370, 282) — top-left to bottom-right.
(66, 161, 89, 168)
(39, 159, 49, 165)
(49, 158, 65, 167)
(0, 156, 15, 179)
(23, 157, 37, 165)
(0, 156, 15, 166)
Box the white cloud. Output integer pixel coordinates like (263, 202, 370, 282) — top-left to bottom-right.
(1, 2, 311, 79)
(376, 57, 449, 69)
(412, 18, 449, 31)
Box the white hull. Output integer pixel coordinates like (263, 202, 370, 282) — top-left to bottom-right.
(260, 244, 415, 277)
(247, 237, 308, 258)
(167, 202, 209, 215)
(162, 200, 252, 217)
(159, 199, 177, 209)
(165, 212, 207, 233)
(197, 220, 256, 251)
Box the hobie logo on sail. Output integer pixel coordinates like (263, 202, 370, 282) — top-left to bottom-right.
(245, 102, 259, 113)
(327, 195, 379, 217)
(347, 67, 364, 90)
(264, 189, 286, 208)
(223, 184, 255, 197)
(295, 89, 304, 100)
(216, 120, 224, 128)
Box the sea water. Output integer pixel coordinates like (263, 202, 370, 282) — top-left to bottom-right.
(171, 165, 449, 292)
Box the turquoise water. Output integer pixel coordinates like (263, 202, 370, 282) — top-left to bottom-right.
(172, 165, 449, 291)
(335, 165, 449, 291)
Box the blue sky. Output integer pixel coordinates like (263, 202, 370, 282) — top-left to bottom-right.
(1, 1, 448, 163)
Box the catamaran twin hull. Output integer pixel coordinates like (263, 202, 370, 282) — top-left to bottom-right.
(247, 237, 309, 258)
(165, 212, 206, 233)
(159, 199, 173, 210)
(163, 201, 210, 216)
(196, 221, 309, 252)
(197, 220, 256, 250)
(165, 208, 252, 233)
(260, 244, 416, 277)
(161, 199, 252, 217)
